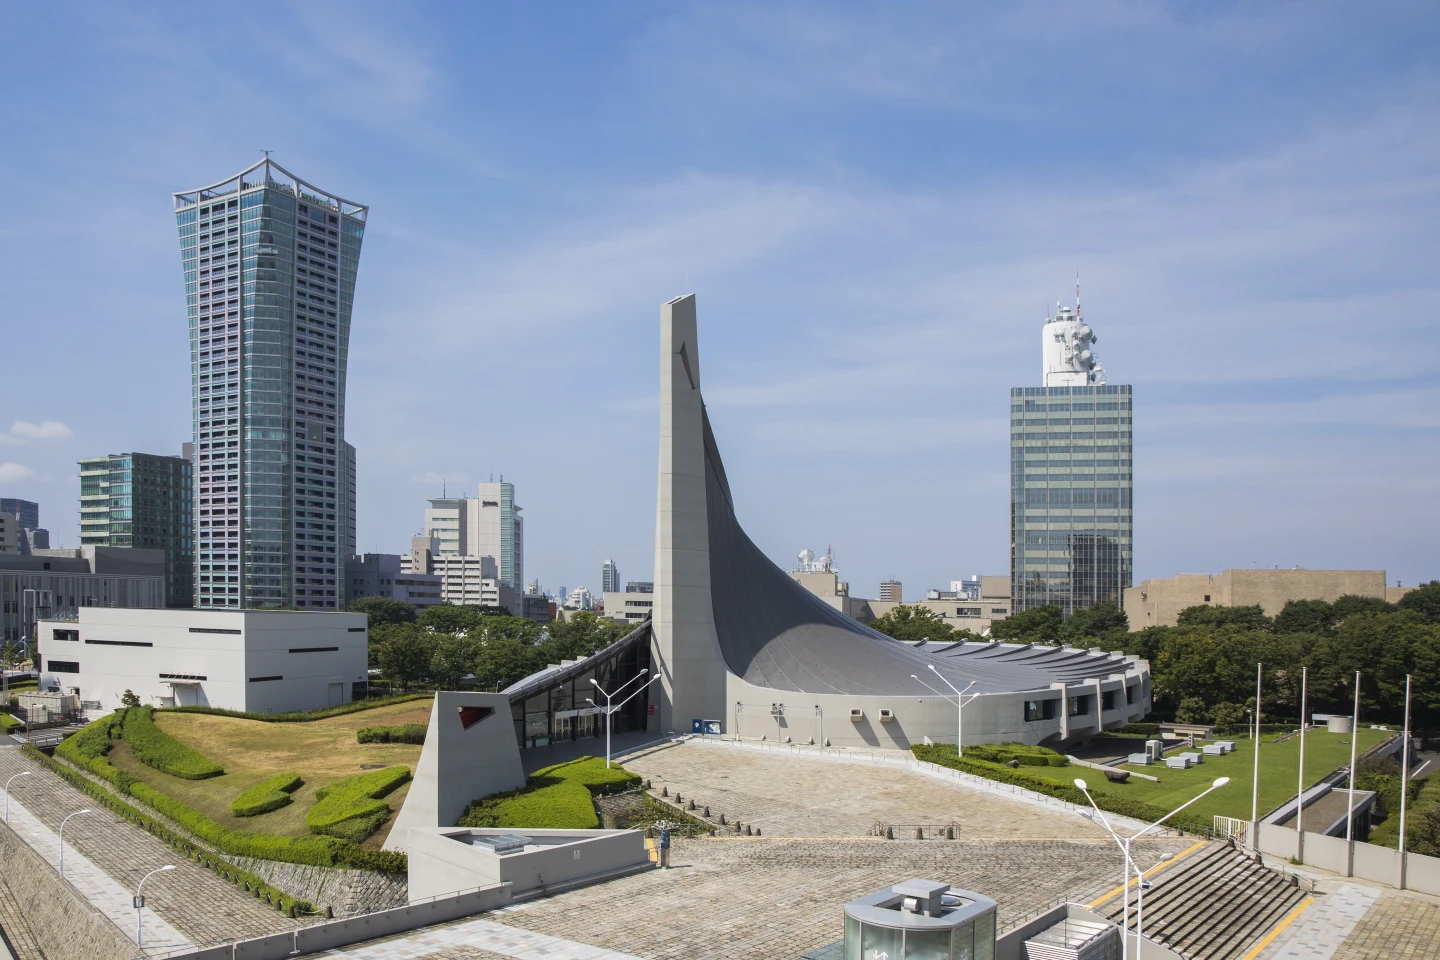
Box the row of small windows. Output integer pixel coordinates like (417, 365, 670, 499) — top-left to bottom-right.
(1013, 385, 1131, 397)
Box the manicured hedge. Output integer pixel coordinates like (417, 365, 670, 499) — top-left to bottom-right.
(458, 755, 640, 830)
(0, 714, 22, 730)
(1369, 775, 1439, 851)
(23, 745, 317, 913)
(357, 724, 427, 744)
(119, 707, 225, 780)
(160, 693, 431, 723)
(232, 773, 303, 817)
(964, 742, 1068, 767)
(912, 744, 1210, 835)
(306, 766, 411, 842)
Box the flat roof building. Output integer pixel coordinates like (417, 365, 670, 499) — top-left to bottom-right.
(79, 451, 194, 608)
(2, 547, 166, 645)
(36, 607, 367, 714)
(1124, 568, 1412, 630)
(344, 553, 443, 609)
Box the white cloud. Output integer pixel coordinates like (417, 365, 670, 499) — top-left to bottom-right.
(0, 420, 73, 445)
(0, 463, 38, 484)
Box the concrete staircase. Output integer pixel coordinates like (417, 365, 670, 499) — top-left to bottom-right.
(1095, 843, 1307, 959)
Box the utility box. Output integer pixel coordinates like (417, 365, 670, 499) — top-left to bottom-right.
(1145, 739, 1163, 762)
(842, 879, 997, 960)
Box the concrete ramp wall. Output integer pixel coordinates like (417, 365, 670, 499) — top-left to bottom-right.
(1256, 824, 1440, 895)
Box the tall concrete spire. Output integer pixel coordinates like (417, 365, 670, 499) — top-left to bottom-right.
(651, 294, 727, 733)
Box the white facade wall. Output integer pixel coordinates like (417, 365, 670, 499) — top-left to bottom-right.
(603, 590, 653, 624)
(36, 607, 367, 714)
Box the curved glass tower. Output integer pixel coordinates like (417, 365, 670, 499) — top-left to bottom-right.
(173, 159, 366, 609)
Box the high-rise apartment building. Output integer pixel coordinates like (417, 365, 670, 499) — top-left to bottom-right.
(1010, 298, 1133, 616)
(79, 452, 194, 607)
(878, 580, 902, 602)
(173, 159, 366, 610)
(601, 559, 620, 594)
(420, 481, 524, 590)
(0, 500, 39, 533)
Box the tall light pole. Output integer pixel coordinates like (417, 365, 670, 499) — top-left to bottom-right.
(587, 671, 661, 769)
(1345, 670, 1360, 877)
(4, 771, 31, 823)
(135, 864, 175, 950)
(58, 808, 91, 877)
(1076, 776, 1230, 960)
(1398, 674, 1412, 890)
(1250, 663, 1263, 830)
(1295, 666, 1307, 863)
(926, 664, 978, 756)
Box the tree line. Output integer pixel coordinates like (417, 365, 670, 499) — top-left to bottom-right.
(349, 597, 634, 693)
(868, 581, 1440, 727)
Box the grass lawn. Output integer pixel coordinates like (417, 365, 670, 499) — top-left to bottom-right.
(1014, 728, 1392, 824)
(106, 697, 432, 848)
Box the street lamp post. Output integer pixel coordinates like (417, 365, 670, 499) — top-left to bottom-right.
(58, 808, 91, 877)
(1075, 776, 1230, 960)
(587, 671, 661, 769)
(4, 771, 31, 823)
(924, 664, 978, 756)
(135, 864, 176, 950)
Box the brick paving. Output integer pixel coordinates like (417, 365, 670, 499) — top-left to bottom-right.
(1329, 892, 1440, 960)
(316, 918, 640, 958)
(619, 740, 1112, 838)
(0, 745, 299, 950)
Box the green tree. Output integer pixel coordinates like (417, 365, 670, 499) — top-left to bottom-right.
(990, 605, 1063, 643)
(1176, 604, 1272, 631)
(1397, 581, 1440, 623)
(1211, 702, 1246, 727)
(1273, 599, 1334, 635)
(1175, 697, 1208, 724)
(1330, 594, 1394, 623)
(375, 625, 434, 690)
(120, 689, 142, 708)
(417, 604, 489, 635)
(348, 596, 416, 627)
(868, 605, 955, 644)
(472, 635, 543, 691)
(1058, 602, 1128, 645)
(429, 635, 479, 691)
(540, 612, 628, 663)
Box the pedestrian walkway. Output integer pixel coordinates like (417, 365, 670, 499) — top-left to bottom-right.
(1254, 884, 1379, 960)
(322, 916, 642, 959)
(3, 794, 193, 954)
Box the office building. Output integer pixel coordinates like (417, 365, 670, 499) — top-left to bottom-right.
(563, 585, 595, 611)
(344, 553, 443, 609)
(878, 580, 902, 602)
(173, 158, 366, 611)
(521, 592, 553, 625)
(0, 499, 39, 533)
(1011, 297, 1132, 616)
(36, 607, 367, 713)
(601, 559, 620, 594)
(421, 481, 524, 591)
(603, 590, 654, 624)
(403, 537, 518, 612)
(78, 452, 194, 607)
(0, 513, 16, 555)
(626, 580, 653, 594)
(0, 499, 48, 555)
(1, 547, 166, 644)
(1124, 568, 1414, 630)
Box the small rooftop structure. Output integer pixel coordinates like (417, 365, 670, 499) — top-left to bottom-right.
(842, 880, 997, 960)
(1023, 915, 1120, 960)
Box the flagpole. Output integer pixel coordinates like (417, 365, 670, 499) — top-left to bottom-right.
(1398, 675, 1411, 890)
(1345, 670, 1360, 877)
(1296, 666, 1307, 863)
(1250, 663, 1263, 831)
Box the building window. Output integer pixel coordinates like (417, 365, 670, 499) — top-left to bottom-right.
(52, 629, 79, 642)
(1126, 685, 1137, 704)
(248, 675, 283, 683)
(1068, 695, 1091, 717)
(1203, 595, 1211, 602)
(1102, 690, 1116, 712)
(1024, 699, 1058, 722)
(49, 661, 80, 674)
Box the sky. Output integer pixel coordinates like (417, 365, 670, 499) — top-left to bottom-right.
(1, 1, 1437, 602)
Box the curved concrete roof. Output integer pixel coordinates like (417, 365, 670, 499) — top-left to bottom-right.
(702, 409, 1131, 697)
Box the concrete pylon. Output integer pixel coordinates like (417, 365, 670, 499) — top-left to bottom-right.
(383, 691, 524, 853)
(651, 294, 728, 734)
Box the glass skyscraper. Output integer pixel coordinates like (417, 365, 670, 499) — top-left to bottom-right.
(173, 159, 366, 609)
(1010, 304, 1133, 616)
(78, 452, 194, 607)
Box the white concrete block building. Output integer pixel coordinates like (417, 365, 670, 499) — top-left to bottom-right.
(36, 608, 368, 714)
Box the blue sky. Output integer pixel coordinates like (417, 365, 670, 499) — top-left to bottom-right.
(2, 1, 1437, 601)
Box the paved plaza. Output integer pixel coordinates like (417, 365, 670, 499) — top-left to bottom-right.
(0, 745, 298, 953)
(617, 739, 1114, 838)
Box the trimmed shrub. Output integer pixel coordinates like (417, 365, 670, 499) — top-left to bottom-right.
(118, 707, 224, 780)
(306, 766, 410, 841)
(159, 693, 431, 723)
(913, 744, 1210, 835)
(460, 778, 599, 830)
(232, 774, 303, 817)
(964, 742, 1068, 767)
(0, 713, 22, 730)
(533, 756, 642, 793)
(356, 724, 427, 744)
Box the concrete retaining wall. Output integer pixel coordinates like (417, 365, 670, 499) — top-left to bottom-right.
(1256, 823, 1440, 895)
(996, 903, 1180, 960)
(0, 817, 139, 960)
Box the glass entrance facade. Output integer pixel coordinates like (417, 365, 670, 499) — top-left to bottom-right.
(1010, 384, 1133, 616)
(509, 629, 652, 749)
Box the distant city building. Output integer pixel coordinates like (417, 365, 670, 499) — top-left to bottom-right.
(563, 585, 595, 611)
(21, 528, 50, 553)
(1011, 294, 1133, 617)
(0, 499, 39, 533)
(521, 592, 553, 625)
(36, 608, 367, 713)
(421, 481, 524, 590)
(0, 513, 16, 555)
(1, 547, 166, 644)
(173, 158, 366, 611)
(878, 580, 902, 602)
(625, 580, 654, 593)
(402, 536, 517, 612)
(78, 452, 194, 608)
(601, 559, 620, 594)
(344, 553, 442, 609)
(1124, 569, 1415, 630)
(603, 590, 653, 624)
